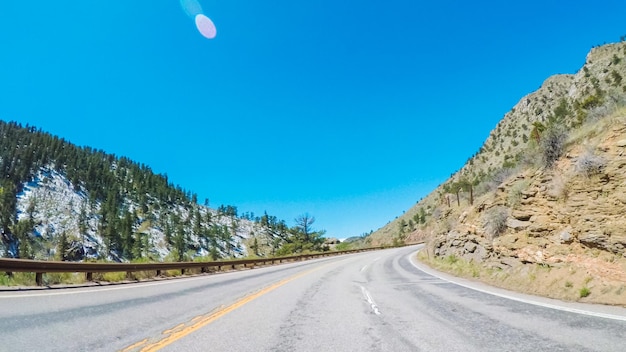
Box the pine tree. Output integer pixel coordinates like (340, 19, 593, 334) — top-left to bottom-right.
(419, 207, 427, 224)
(120, 210, 135, 259)
(173, 221, 187, 262)
(251, 237, 260, 256)
(12, 219, 34, 259)
(78, 203, 88, 252)
(57, 231, 69, 261)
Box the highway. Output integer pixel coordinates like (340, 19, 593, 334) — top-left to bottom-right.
(1, 245, 625, 351)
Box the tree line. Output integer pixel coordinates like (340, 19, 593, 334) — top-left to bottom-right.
(0, 121, 327, 261)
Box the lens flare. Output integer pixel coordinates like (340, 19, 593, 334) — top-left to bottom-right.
(180, 0, 203, 19)
(195, 14, 217, 39)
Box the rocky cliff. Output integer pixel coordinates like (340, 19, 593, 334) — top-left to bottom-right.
(371, 41, 626, 305)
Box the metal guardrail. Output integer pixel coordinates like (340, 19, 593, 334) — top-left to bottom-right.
(0, 247, 387, 286)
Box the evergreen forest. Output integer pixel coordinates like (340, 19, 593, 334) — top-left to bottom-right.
(0, 121, 327, 262)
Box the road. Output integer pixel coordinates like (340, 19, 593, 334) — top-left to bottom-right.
(1, 245, 625, 351)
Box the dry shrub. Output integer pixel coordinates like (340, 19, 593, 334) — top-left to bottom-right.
(541, 126, 568, 168)
(484, 206, 509, 240)
(476, 167, 519, 195)
(548, 174, 570, 201)
(575, 150, 606, 178)
(586, 104, 615, 123)
(507, 179, 530, 208)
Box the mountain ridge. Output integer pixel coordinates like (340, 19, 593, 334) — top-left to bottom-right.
(0, 121, 325, 263)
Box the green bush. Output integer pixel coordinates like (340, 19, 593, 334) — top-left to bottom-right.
(611, 70, 623, 86)
(446, 254, 458, 264)
(581, 95, 602, 110)
(334, 242, 351, 251)
(579, 286, 591, 298)
(612, 54, 621, 65)
(0, 272, 35, 286)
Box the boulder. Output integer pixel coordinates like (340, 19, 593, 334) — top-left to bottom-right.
(463, 241, 477, 253)
(521, 189, 538, 198)
(558, 229, 573, 244)
(528, 215, 555, 233)
(324, 238, 340, 245)
(465, 244, 489, 262)
(507, 218, 530, 230)
(579, 232, 608, 250)
(511, 210, 532, 221)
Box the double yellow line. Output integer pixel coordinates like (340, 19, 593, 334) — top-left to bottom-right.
(121, 266, 321, 352)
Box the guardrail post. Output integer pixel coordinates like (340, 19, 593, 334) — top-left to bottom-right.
(156, 270, 161, 277)
(86, 272, 93, 282)
(35, 273, 43, 286)
(201, 267, 207, 273)
(181, 268, 186, 275)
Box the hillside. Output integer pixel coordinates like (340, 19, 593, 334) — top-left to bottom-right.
(370, 41, 626, 305)
(0, 122, 324, 262)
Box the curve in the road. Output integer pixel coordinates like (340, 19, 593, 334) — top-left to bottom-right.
(409, 246, 626, 322)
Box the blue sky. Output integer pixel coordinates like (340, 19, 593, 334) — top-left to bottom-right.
(0, 1, 625, 238)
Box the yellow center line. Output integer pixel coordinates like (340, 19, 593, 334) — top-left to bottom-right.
(190, 315, 204, 322)
(121, 265, 324, 352)
(161, 323, 185, 336)
(120, 339, 148, 352)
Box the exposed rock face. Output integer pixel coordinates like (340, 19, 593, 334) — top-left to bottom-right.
(371, 41, 626, 305)
(433, 230, 491, 263)
(371, 41, 626, 247)
(433, 117, 626, 261)
(424, 111, 626, 304)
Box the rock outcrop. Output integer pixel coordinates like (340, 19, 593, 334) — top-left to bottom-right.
(371, 41, 626, 305)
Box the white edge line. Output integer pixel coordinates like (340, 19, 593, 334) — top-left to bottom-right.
(408, 249, 626, 322)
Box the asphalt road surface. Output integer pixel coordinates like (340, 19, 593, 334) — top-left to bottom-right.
(1, 245, 625, 351)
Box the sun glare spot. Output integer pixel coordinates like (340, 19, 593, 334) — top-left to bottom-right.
(195, 14, 217, 39)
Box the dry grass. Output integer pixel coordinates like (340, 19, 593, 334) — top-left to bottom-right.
(570, 106, 626, 144)
(418, 248, 626, 306)
(418, 251, 482, 278)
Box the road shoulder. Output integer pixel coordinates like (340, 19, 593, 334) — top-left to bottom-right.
(408, 247, 626, 322)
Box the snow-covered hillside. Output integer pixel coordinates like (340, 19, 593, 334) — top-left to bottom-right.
(11, 166, 258, 262)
